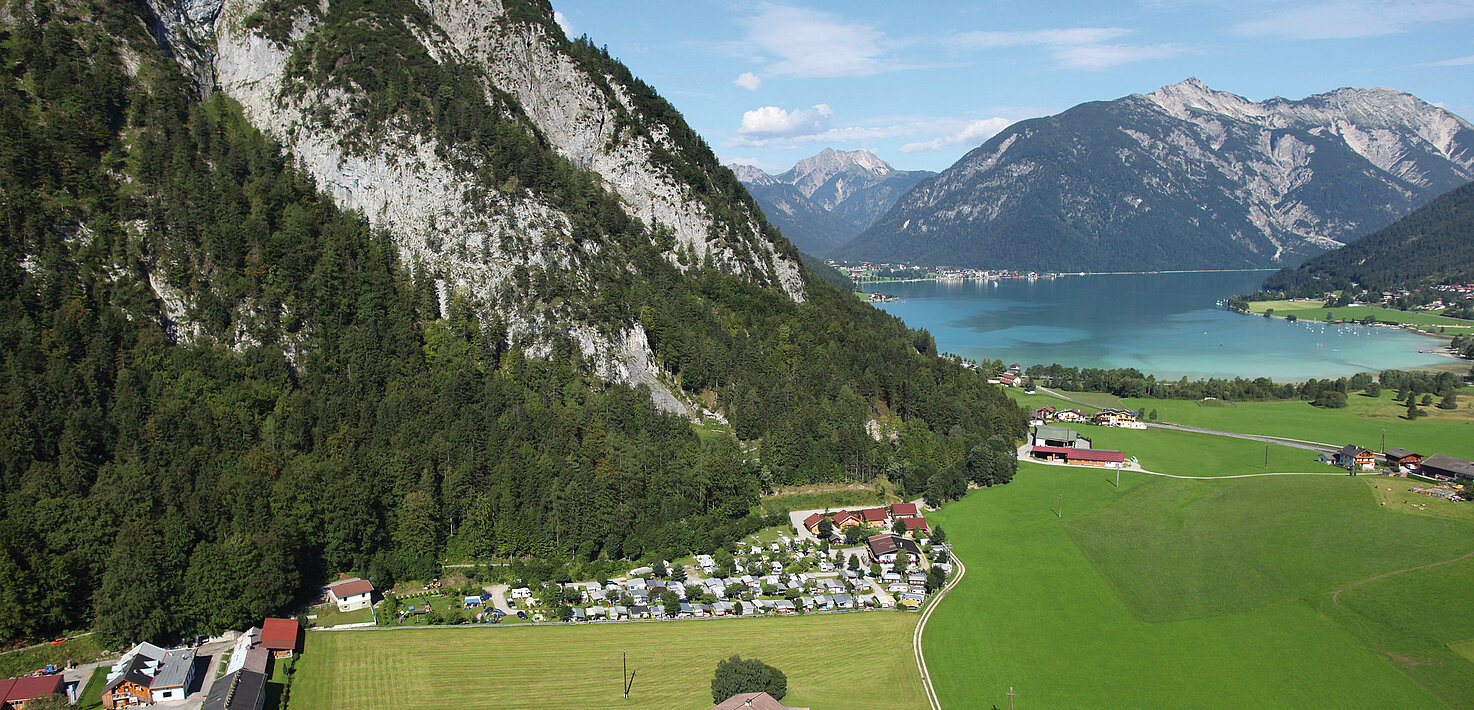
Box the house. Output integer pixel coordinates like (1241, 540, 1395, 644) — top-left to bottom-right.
(327, 578, 374, 612)
(774, 599, 797, 614)
(866, 534, 921, 563)
(259, 618, 299, 659)
(1054, 408, 1087, 423)
(897, 517, 929, 536)
(998, 372, 1022, 387)
(1384, 448, 1423, 471)
(1421, 454, 1474, 482)
(831, 510, 861, 529)
(889, 502, 919, 518)
(1333, 445, 1377, 472)
(0, 676, 64, 710)
(833, 594, 855, 609)
(200, 669, 266, 710)
(1032, 405, 1056, 421)
(859, 507, 888, 526)
(801, 512, 825, 535)
(1092, 409, 1142, 428)
(711, 691, 810, 710)
(102, 643, 197, 707)
(1032, 425, 1089, 449)
(1029, 446, 1125, 467)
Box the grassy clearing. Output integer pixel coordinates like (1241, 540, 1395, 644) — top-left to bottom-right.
(758, 484, 896, 513)
(288, 614, 925, 710)
(0, 634, 107, 677)
(1082, 425, 1326, 476)
(1066, 475, 1474, 621)
(74, 665, 111, 710)
(1122, 390, 1474, 459)
(924, 462, 1462, 709)
(1248, 300, 1474, 328)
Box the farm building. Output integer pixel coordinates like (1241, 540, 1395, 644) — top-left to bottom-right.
(260, 618, 299, 658)
(1029, 446, 1125, 467)
(327, 579, 375, 611)
(1421, 454, 1474, 481)
(859, 507, 888, 525)
(1384, 448, 1422, 471)
(998, 372, 1022, 387)
(897, 517, 929, 536)
(711, 691, 809, 710)
(1032, 425, 1090, 449)
(0, 675, 63, 710)
(200, 669, 266, 710)
(1333, 445, 1377, 472)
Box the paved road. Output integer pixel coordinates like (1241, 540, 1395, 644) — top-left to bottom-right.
(481, 583, 510, 612)
(914, 544, 966, 710)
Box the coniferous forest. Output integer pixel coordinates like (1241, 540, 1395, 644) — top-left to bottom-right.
(0, 1, 1025, 647)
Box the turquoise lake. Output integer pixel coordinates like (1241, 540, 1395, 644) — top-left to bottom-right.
(870, 270, 1452, 381)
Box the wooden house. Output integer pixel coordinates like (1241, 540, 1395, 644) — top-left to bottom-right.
(1384, 448, 1423, 471)
(1333, 445, 1377, 472)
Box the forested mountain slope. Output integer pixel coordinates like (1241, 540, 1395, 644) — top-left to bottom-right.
(1260, 180, 1474, 295)
(838, 78, 1474, 272)
(0, 0, 1024, 647)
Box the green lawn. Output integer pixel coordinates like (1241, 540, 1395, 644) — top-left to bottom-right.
(287, 614, 925, 710)
(74, 665, 111, 710)
(923, 462, 1472, 709)
(757, 485, 896, 513)
(1122, 390, 1474, 460)
(1248, 300, 1474, 328)
(1081, 424, 1328, 476)
(0, 634, 107, 677)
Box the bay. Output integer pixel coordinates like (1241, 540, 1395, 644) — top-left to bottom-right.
(870, 270, 1452, 381)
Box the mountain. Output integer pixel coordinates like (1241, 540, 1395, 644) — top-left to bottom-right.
(837, 78, 1474, 272)
(0, 0, 1023, 645)
(730, 149, 934, 256)
(1260, 180, 1474, 295)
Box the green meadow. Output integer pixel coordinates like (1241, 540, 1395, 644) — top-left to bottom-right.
(288, 614, 925, 710)
(1247, 300, 1474, 328)
(925, 462, 1474, 709)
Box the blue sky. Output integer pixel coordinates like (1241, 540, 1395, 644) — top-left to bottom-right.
(552, 0, 1474, 173)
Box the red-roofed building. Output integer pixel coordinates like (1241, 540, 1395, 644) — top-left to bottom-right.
(260, 618, 299, 658)
(1029, 445, 1125, 466)
(327, 579, 375, 611)
(831, 510, 860, 529)
(889, 503, 918, 518)
(859, 507, 888, 525)
(0, 675, 63, 709)
(898, 517, 929, 536)
(801, 512, 824, 535)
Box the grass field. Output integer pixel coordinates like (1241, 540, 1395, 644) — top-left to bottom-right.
(757, 484, 896, 513)
(287, 614, 925, 710)
(924, 463, 1474, 708)
(0, 634, 107, 677)
(1247, 300, 1474, 328)
(1082, 425, 1326, 476)
(1121, 390, 1474, 460)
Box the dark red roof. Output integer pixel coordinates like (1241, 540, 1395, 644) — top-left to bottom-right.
(260, 618, 299, 651)
(832, 510, 858, 524)
(802, 512, 823, 528)
(889, 503, 918, 517)
(0, 675, 63, 703)
(900, 516, 929, 531)
(859, 507, 887, 522)
(329, 579, 374, 598)
(1031, 446, 1125, 463)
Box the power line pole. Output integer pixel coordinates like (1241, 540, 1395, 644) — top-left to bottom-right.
(1007, 685, 1017, 710)
(1057, 493, 1063, 519)
(1264, 445, 1269, 470)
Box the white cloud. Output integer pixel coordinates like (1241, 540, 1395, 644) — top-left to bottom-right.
(900, 118, 1014, 153)
(945, 26, 1181, 71)
(737, 104, 835, 142)
(740, 5, 900, 78)
(1235, 1, 1474, 39)
(553, 11, 573, 36)
(735, 72, 763, 90)
(1425, 53, 1474, 66)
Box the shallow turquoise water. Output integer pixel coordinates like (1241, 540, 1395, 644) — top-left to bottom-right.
(870, 271, 1451, 381)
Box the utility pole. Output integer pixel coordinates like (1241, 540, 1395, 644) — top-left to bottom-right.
(1115, 461, 1121, 488)
(1057, 493, 1063, 519)
(623, 651, 628, 699)
(1264, 445, 1269, 470)
(1007, 685, 1017, 710)
(1381, 428, 1386, 453)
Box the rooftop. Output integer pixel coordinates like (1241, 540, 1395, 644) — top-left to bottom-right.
(260, 617, 299, 651)
(329, 579, 374, 598)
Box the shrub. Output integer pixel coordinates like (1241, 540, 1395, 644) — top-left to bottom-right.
(711, 656, 787, 703)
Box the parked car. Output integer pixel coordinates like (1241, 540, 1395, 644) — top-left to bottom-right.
(516, 611, 528, 619)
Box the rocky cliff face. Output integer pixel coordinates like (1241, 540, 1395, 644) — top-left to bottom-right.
(731, 148, 933, 256)
(840, 78, 1474, 272)
(143, 0, 806, 415)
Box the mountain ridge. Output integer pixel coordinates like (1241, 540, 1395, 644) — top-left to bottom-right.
(837, 78, 1474, 272)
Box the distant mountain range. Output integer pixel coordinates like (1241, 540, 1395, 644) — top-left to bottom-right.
(729, 149, 933, 256)
(1261, 179, 1474, 295)
(834, 78, 1474, 272)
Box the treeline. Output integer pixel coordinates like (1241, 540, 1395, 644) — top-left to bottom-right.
(1022, 364, 1467, 403)
(0, 2, 1024, 648)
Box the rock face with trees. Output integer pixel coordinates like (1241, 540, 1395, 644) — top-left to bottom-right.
(0, 0, 1025, 646)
